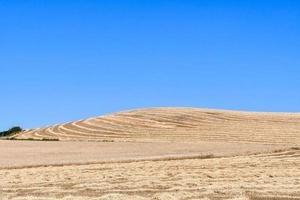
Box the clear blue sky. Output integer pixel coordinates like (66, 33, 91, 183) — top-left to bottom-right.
(1, 1, 299, 130)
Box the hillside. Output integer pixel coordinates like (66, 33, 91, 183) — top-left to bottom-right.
(15, 107, 300, 145)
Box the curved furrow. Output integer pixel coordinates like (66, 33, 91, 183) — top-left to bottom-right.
(119, 112, 202, 127)
(102, 114, 186, 129)
(31, 128, 46, 138)
(45, 125, 69, 139)
(94, 116, 176, 129)
(132, 108, 245, 122)
(63, 122, 134, 137)
(120, 114, 198, 128)
(15, 129, 34, 138)
(84, 118, 138, 133)
(58, 123, 135, 140)
(72, 120, 131, 134)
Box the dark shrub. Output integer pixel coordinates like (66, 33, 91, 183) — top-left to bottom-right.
(0, 126, 23, 137)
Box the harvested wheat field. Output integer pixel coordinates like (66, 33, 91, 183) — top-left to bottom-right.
(1, 108, 300, 200)
(14, 108, 300, 144)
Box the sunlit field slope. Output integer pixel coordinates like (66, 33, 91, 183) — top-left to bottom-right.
(15, 107, 300, 145)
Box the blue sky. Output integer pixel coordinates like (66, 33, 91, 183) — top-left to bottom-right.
(1, 0, 299, 130)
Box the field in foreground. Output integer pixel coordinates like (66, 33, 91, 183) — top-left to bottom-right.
(1, 147, 300, 200)
(1, 108, 300, 199)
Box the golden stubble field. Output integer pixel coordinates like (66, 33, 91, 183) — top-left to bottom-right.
(1, 108, 300, 200)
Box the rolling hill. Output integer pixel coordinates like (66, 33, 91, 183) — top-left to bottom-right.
(15, 107, 300, 145)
